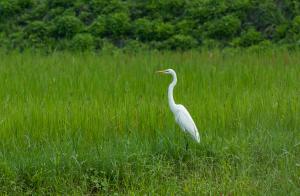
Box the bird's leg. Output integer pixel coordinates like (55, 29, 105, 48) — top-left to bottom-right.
(185, 135, 189, 151)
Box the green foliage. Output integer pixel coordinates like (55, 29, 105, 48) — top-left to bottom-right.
(17, 0, 34, 9)
(166, 34, 198, 50)
(133, 18, 153, 41)
(89, 12, 130, 40)
(1, 0, 300, 50)
(204, 14, 241, 40)
(24, 21, 49, 46)
(175, 20, 196, 35)
(0, 1, 20, 19)
(89, 16, 106, 36)
(48, 0, 74, 8)
(247, 0, 285, 31)
(7, 32, 25, 50)
(104, 12, 130, 39)
(53, 15, 83, 38)
(153, 21, 175, 41)
(156, 0, 187, 20)
(291, 15, 300, 33)
(235, 28, 263, 47)
(202, 38, 222, 49)
(122, 40, 149, 52)
(288, 15, 300, 42)
(187, 0, 227, 21)
(71, 33, 94, 51)
(274, 23, 289, 40)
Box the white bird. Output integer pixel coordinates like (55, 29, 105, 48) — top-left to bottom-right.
(156, 69, 200, 148)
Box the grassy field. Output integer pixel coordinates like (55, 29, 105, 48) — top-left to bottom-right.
(0, 50, 299, 194)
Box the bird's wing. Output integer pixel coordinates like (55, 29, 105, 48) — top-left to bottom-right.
(175, 105, 200, 142)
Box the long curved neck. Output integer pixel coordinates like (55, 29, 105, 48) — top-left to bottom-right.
(168, 72, 177, 112)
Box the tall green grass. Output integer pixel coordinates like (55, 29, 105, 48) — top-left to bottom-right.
(0, 50, 299, 194)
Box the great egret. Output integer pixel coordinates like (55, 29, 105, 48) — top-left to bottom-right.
(156, 69, 200, 148)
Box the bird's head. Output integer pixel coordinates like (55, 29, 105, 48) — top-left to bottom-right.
(156, 69, 175, 75)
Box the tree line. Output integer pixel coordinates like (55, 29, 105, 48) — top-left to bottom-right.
(0, 0, 300, 51)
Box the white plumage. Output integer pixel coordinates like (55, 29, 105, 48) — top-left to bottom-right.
(157, 69, 200, 143)
(175, 104, 200, 142)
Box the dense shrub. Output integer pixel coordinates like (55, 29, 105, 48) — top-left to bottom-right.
(158, 0, 187, 20)
(187, 0, 227, 22)
(7, 32, 25, 50)
(89, 12, 130, 39)
(274, 24, 289, 41)
(133, 18, 153, 41)
(0, 1, 20, 19)
(0, 32, 6, 47)
(291, 16, 300, 34)
(24, 21, 49, 47)
(204, 15, 241, 40)
(104, 12, 130, 39)
(166, 34, 198, 50)
(71, 33, 94, 51)
(89, 16, 106, 36)
(246, 0, 285, 31)
(153, 21, 175, 41)
(25, 21, 48, 38)
(17, 0, 34, 9)
(175, 20, 196, 35)
(289, 15, 300, 42)
(1, 0, 300, 51)
(202, 38, 222, 49)
(53, 15, 83, 38)
(237, 28, 264, 47)
(122, 40, 149, 52)
(48, 0, 74, 8)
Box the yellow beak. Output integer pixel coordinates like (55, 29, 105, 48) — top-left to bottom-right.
(156, 70, 165, 74)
